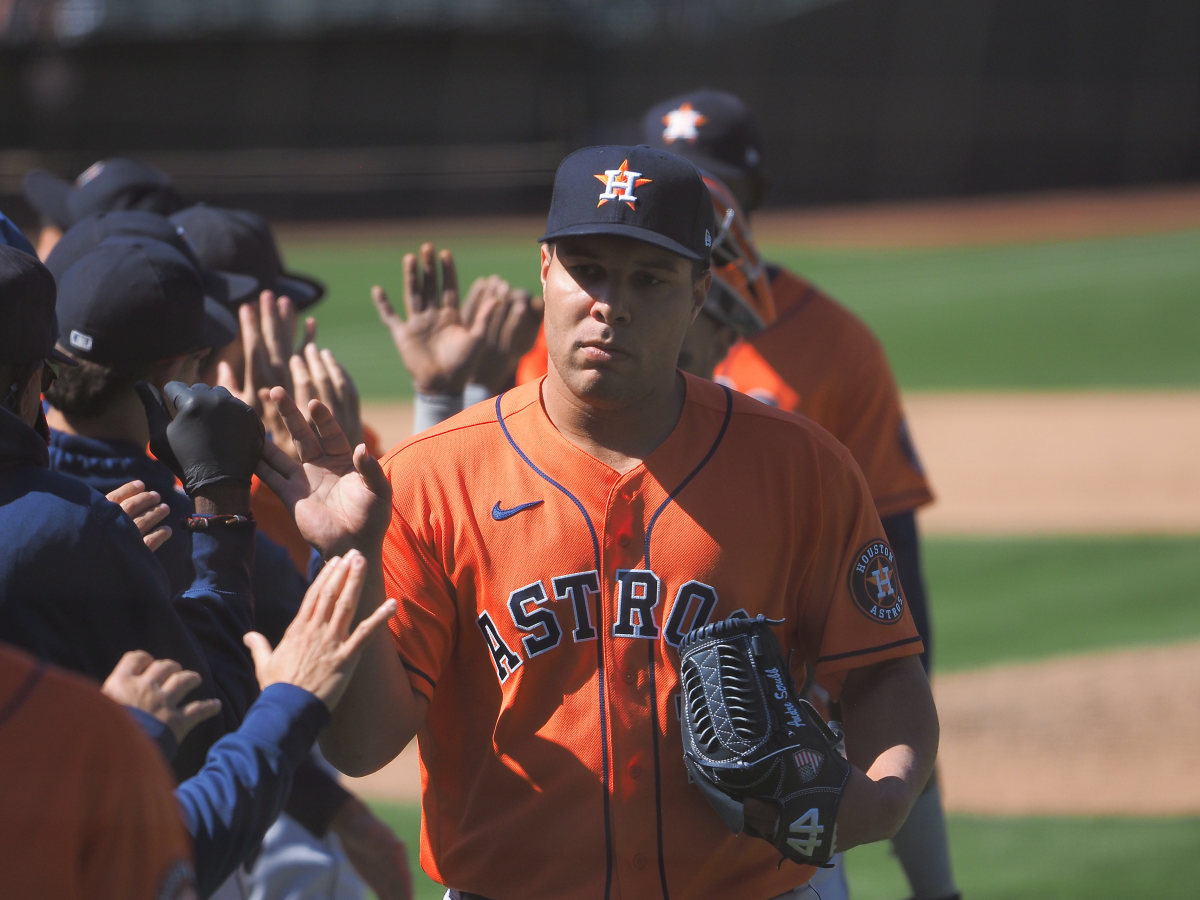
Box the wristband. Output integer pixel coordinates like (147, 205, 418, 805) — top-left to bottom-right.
(185, 513, 255, 532)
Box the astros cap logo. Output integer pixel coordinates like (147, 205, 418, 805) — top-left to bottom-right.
(541, 145, 715, 263)
(661, 102, 708, 144)
(595, 159, 652, 209)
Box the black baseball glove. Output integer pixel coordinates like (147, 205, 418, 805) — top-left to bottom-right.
(678, 615, 850, 866)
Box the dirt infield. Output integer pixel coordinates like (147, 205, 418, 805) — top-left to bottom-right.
(341, 186, 1200, 816)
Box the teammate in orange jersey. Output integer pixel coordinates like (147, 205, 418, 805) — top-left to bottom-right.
(0, 642, 197, 899)
(307, 144, 938, 900)
(643, 88, 958, 900)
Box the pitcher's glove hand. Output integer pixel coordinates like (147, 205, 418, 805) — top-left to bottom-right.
(678, 615, 850, 866)
(136, 381, 264, 496)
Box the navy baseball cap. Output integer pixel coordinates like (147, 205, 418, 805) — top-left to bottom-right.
(540, 145, 714, 263)
(641, 89, 766, 189)
(171, 205, 326, 310)
(54, 238, 208, 368)
(23, 158, 184, 231)
(0, 244, 76, 367)
(45, 211, 255, 350)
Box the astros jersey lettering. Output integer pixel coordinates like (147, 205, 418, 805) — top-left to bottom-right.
(715, 267, 933, 518)
(380, 375, 923, 900)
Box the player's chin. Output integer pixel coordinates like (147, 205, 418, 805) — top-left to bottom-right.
(563, 367, 642, 408)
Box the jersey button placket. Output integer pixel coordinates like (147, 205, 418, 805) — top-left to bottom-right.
(604, 473, 659, 897)
(609, 487, 637, 557)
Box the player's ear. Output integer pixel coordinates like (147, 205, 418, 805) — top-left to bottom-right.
(539, 243, 553, 289)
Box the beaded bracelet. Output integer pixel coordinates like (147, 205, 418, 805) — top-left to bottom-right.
(185, 513, 255, 532)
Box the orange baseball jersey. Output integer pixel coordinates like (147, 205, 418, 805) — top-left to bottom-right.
(714, 267, 932, 518)
(0, 644, 195, 899)
(380, 375, 923, 900)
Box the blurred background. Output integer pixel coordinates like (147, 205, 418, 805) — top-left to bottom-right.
(4, 3, 1198, 898)
(3, 0, 1199, 225)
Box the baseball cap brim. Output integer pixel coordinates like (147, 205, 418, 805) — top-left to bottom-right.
(23, 170, 73, 230)
(48, 345, 78, 367)
(539, 222, 708, 263)
(202, 298, 238, 351)
(202, 268, 260, 309)
(689, 155, 756, 186)
(275, 273, 325, 310)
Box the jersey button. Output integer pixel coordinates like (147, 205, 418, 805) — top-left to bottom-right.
(632, 852, 647, 870)
(628, 763, 642, 779)
(617, 533, 631, 547)
(623, 671, 635, 684)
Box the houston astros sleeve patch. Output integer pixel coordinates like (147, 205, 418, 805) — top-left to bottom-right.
(847, 540, 906, 624)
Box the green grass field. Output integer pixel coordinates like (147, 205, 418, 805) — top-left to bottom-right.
(368, 802, 1200, 900)
(282, 224, 1200, 897)
(925, 535, 1200, 672)
(283, 227, 1200, 399)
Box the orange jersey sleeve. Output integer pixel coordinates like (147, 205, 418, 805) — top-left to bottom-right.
(0, 645, 195, 899)
(716, 266, 933, 518)
(379, 376, 921, 900)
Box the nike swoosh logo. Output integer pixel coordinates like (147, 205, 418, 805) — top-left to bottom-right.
(491, 500, 544, 521)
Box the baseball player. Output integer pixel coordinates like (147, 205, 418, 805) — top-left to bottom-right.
(304, 144, 938, 900)
(391, 176, 766, 432)
(642, 88, 958, 900)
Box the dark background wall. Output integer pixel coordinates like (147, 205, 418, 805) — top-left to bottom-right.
(2, 0, 1197, 225)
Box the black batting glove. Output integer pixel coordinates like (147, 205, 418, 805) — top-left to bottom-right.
(136, 381, 265, 496)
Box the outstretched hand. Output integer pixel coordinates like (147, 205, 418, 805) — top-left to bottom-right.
(372, 242, 501, 395)
(216, 291, 316, 409)
(255, 386, 391, 559)
(462, 276, 544, 395)
(243, 551, 397, 712)
(102, 650, 222, 747)
(287, 343, 364, 450)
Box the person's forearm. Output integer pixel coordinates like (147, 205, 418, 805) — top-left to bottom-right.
(834, 655, 939, 850)
(123, 706, 179, 762)
(319, 555, 421, 776)
(192, 484, 252, 517)
(413, 391, 464, 433)
(175, 521, 259, 728)
(177, 683, 330, 896)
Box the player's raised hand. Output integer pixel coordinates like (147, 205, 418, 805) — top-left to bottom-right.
(255, 386, 391, 559)
(289, 343, 364, 450)
(372, 242, 500, 395)
(106, 479, 173, 552)
(242, 551, 398, 713)
(255, 343, 364, 466)
(102, 649, 222, 747)
(217, 290, 318, 415)
(463, 275, 544, 395)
